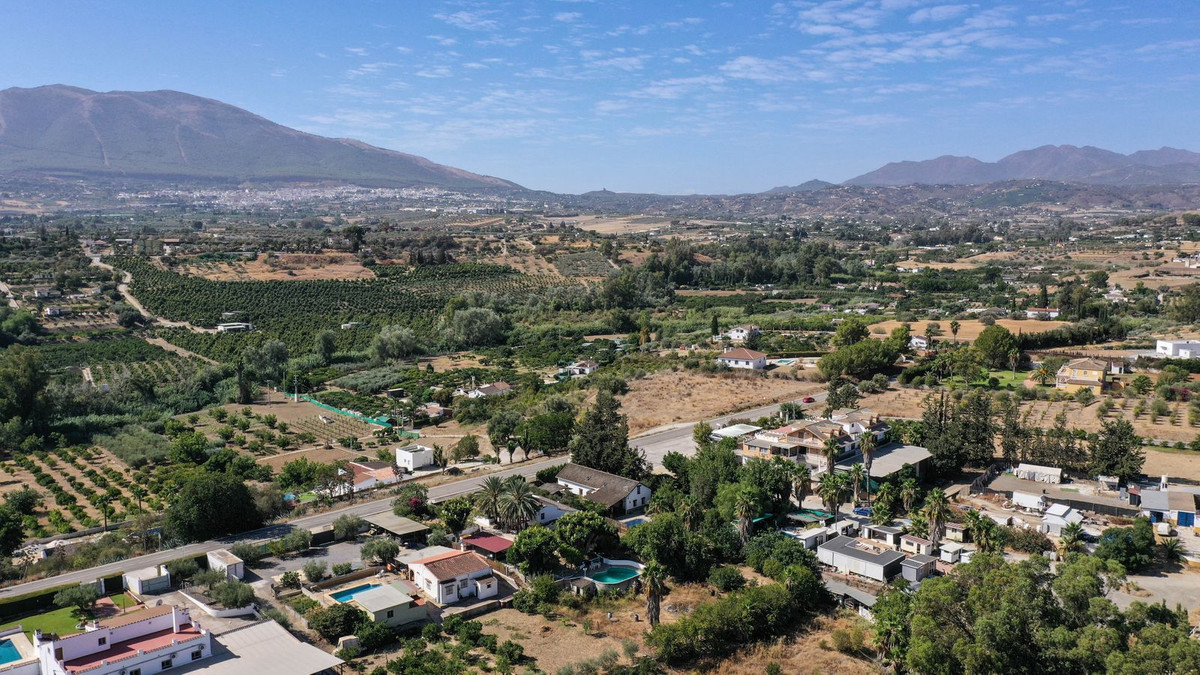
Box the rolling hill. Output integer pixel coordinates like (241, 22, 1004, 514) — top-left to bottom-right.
(0, 85, 520, 190)
(846, 145, 1200, 186)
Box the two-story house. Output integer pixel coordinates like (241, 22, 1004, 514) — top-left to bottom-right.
(740, 409, 889, 475)
(1055, 358, 1109, 395)
(35, 605, 212, 675)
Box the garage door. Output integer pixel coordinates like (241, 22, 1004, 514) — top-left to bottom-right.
(1179, 511, 1195, 527)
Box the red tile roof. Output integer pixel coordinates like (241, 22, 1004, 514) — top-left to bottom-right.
(461, 533, 513, 554)
(717, 348, 767, 361)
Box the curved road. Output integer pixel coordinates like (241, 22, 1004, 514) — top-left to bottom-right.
(87, 252, 216, 333)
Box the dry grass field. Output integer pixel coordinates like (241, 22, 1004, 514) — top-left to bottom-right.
(860, 387, 1200, 480)
(868, 318, 1064, 342)
(621, 370, 822, 435)
(575, 216, 674, 235)
(175, 251, 373, 281)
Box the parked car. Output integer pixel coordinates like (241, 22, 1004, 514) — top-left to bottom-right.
(802, 396, 815, 403)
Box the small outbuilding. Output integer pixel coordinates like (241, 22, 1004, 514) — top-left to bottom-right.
(123, 564, 171, 595)
(901, 554, 937, 582)
(1015, 463, 1063, 484)
(207, 548, 244, 580)
(365, 512, 432, 544)
(395, 444, 435, 472)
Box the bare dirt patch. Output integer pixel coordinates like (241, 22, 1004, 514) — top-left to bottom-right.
(482, 608, 633, 673)
(621, 370, 822, 435)
(175, 252, 373, 281)
(717, 613, 879, 675)
(868, 318, 1065, 342)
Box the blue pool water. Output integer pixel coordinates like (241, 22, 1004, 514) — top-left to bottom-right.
(590, 566, 640, 585)
(0, 638, 22, 665)
(330, 583, 379, 603)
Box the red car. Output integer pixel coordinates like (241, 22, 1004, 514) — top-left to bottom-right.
(801, 396, 815, 403)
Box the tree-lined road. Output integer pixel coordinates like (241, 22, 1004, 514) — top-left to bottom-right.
(0, 460, 553, 599)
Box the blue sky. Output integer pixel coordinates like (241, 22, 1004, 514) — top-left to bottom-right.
(4, 1, 1199, 193)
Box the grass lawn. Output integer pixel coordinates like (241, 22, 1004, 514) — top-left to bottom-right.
(0, 593, 138, 638)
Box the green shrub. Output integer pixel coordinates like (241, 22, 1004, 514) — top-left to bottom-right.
(708, 566, 746, 592)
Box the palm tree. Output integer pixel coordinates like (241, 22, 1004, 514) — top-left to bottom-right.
(848, 463, 866, 506)
(899, 478, 919, 515)
(1008, 349, 1021, 377)
(643, 561, 667, 627)
(949, 320, 960, 344)
(735, 490, 758, 545)
(679, 495, 704, 530)
(823, 437, 841, 475)
(1059, 522, 1084, 556)
(1033, 364, 1053, 386)
(474, 476, 505, 525)
(964, 510, 1003, 552)
(432, 444, 447, 473)
(792, 463, 812, 506)
(1162, 538, 1184, 563)
(874, 482, 897, 515)
(129, 485, 146, 514)
(499, 478, 541, 530)
(818, 473, 847, 517)
(859, 432, 878, 500)
(923, 488, 951, 550)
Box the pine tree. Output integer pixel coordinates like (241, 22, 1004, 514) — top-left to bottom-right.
(568, 391, 648, 480)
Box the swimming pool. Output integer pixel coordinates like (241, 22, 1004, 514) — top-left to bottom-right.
(0, 638, 21, 665)
(330, 583, 379, 603)
(589, 566, 640, 585)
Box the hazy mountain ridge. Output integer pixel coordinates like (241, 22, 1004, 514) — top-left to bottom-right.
(847, 145, 1200, 186)
(0, 85, 520, 190)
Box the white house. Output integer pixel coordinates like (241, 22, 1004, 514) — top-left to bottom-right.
(216, 322, 254, 333)
(462, 382, 512, 398)
(35, 605, 212, 675)
(206, 549, 244, 580)
(1025, 308, 1060, 319)
(1015, 463, 1063, 484)
(1042, 503, 1085, 536)
(716, 347, 767, 370)
(720, 324, 760, 344)
(1012, 491, 1048, 512)
(407, 550, 498, 605)
(1156, 339, 1200, 359)
(396, 444, 435, 472)
(565, 360, 600, 376)
(909, 334, 931, 350)
(555, 464, 651, 516)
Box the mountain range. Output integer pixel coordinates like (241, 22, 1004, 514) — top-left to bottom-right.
(0, 85, 518, 190)
(2, 85, 1199, 193)
(845, 145, 1200, 186)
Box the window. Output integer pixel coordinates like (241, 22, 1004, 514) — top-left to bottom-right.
(129, 670, 141, 675)
(192, 648, 203, 660)
(387, 610, 394, 619)
(162, 658, 174, 669)
(98, 637, 107, 646)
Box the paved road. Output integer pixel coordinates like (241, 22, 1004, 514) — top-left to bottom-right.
(0, 281, 18, 309)
(631, 392, 828, 467)
(0, 459, 553, 598)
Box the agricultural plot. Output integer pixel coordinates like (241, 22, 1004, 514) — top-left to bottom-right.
(107, 257, 574, 358)
(550, 250, 614, 278)
(0, 446, 166, 536)
(173, 251, 374, 281)
(89, 356, 203, 387)
(188, 400, 383, 461)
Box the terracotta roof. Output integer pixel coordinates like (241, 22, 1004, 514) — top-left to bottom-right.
(461, 533, 514, 554)
(412, 550, 492, 581)
(1062, 358, 1109, 371)
(717, 348, 767, 361)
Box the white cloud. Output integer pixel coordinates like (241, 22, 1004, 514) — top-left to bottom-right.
(719, 56, 802, 83)
(909, 5, 968, 24)
(554, 12, 582, 22)
(435, 10, 499, 31)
